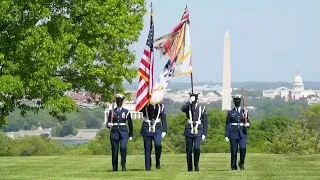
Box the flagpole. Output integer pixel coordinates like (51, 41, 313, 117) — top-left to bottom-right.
(184, 4, 195, 134)
(190, 73, 194, 94)
(184, 4, 194, 94)
(149, 1, 154, 101)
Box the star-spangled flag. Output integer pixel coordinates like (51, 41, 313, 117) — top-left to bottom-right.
(135, 7, 154, 111)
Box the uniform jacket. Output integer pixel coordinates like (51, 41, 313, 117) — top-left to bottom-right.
(107, 107, 133, 140)
(225, 107, 250, 139)
(181, 102, 208, 137)
(140, 104, 167, 136)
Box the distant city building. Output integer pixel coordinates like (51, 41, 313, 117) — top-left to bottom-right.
(162, 98, 174, 110)
(164, 85, 223, 103)
(5, 128, 51, 139)
(263, 73, 320, 101)
(66, 91, 101, 109)
(307, 97, 320, 106)
(189, 85, 223, 93)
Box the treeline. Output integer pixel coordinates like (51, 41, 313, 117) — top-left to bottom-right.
(1, 97, 308, 135)
(1, 108, 104, 137)
(165, 97, 307, 120)
(1, 104, 320, 156)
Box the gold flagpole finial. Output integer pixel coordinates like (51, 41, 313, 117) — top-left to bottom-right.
(150, 2, 153, 8)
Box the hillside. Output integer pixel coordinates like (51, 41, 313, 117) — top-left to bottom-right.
(1, 153, 319, 179)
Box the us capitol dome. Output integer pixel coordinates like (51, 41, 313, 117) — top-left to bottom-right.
(293, 74, 304, 91)
(263, 72, 320, 101)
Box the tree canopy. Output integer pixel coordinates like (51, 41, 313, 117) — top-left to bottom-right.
(0, 0, 146, 125)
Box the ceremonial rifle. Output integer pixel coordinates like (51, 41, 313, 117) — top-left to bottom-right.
(104, 87, 117, 126)
(241, 87, 248, 124)
(110, 87, 117, 124)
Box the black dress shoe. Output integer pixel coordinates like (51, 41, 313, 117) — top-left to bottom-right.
(156, 164, 161, 169)
(238, 162, 244, 170)
(195, 166, 199, 172)
(112, 165, 117, 171)
(122, 166, 126, 171)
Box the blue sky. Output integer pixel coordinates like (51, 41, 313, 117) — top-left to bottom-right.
(131, 0, 319, 83)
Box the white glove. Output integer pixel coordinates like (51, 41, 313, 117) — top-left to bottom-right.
(107, 123, 113, 128)
(201, 135, 205, 141)
(161, 132, 166, 138)
(244, 123, 250, 127)
(225, 137, 229, 142)
(190, 96, 195, 103)
(129, 137, 132, 141)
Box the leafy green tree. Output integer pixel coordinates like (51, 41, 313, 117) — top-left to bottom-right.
(0, 0, 146, 125)
(300, 104, 320, 152)
(0, 131, 13, 156)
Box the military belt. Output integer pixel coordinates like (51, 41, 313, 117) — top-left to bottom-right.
(143, 119, 161, 123)
(112, 123, 126, 126)
(187, 120, 202, 124)
(231, 123, 244, 126)
(143, 118, 160, 132)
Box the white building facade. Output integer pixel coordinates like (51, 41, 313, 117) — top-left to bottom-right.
(263, 74, 320, 101)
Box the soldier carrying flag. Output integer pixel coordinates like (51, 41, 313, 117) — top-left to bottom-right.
(136, 3, 168, 171)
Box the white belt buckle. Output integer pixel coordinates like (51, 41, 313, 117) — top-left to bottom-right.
(146, 119, 158, 132)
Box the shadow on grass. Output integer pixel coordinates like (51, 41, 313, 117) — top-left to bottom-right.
(104, 168, 145, 172)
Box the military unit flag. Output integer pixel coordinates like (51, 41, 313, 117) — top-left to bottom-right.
(149, 9, 192, 104)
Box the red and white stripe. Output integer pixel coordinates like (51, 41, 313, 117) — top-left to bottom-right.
(136, 46, 154, 112)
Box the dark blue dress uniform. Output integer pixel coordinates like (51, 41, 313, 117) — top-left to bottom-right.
(225, 95, 250, 170)
(107, 94, 133, 172)
(140, 103, 167, 171)
(181, 93, 208, 172)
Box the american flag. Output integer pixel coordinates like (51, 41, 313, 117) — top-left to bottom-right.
(136, 8, 154, 112)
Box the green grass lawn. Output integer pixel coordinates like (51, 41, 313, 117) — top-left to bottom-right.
(0, 153, 320, 180)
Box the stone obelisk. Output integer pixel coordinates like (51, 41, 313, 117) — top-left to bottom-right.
(222, 30, 231, 110)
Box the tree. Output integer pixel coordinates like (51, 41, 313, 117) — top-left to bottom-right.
(302, 104, 320, 152)
(0, 0, 146, 125)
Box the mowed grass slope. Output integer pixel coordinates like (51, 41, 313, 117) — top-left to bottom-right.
(0, 153, 320, 180)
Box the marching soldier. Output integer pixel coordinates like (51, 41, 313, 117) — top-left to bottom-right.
(225, 95, 250, 170)
(140, 103, 167, 171)
(181, 92, 208, 172)
(107, 94, 133, 171)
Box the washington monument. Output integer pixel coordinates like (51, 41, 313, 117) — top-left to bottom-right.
(222, 30, 231, 110)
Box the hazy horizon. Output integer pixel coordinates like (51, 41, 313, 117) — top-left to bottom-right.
(125, 80, 320, 84)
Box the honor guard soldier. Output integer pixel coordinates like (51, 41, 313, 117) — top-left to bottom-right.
(140, 103, 167, 171)
(181, 92, 208, 172)
(225, 95, 250, 170)
(107, 94, 133, 171)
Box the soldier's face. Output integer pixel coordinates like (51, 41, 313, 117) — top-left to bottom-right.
(190, 95, 197, 103)
(116, 99, 123, 106)
(233, 98, 241, 107)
